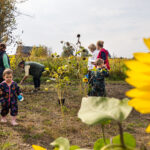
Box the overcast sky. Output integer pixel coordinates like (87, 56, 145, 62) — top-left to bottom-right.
(10, 0, 150, 57)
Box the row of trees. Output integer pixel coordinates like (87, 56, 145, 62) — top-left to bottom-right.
(0, 0, 53, 57)
(29, 43, 89, 57)
(0, 0, 17, 43)
(30, 46, 52, 57)
(0, 0, 88, 58)
(0, 0, 27, 44)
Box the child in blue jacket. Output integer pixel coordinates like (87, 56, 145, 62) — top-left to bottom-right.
(88, 58, 109, 96)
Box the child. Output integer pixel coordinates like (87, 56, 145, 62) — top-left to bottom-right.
(87, 44, 99, 70)
(0, 69, 22, 125)
(88, 58, 109, 96)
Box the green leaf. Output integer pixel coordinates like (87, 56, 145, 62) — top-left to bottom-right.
(76, 149, 91, 150)
(94, 138, 110, 150)
(70, 145, 80, 150)
(78, 97, 132, 125)
(75, 51, 81, 55)
(101, 144, 135, 150)
(51, 137, 70, 150)
(101, 120, 111, 125)
(112, 132, 136, 148)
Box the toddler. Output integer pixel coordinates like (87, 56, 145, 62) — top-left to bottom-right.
(0, 69, 22, 125)
(88, 44, 99, 70)
(88, 58, 109, 96)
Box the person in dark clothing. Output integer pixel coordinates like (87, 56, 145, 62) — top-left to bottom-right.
(88, 58, 109, 96)
(18, 61, 45, 92)
(0, 43, 10, 83)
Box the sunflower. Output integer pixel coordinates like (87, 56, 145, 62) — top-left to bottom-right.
(45, 88, 48, 91)
(125, 38, 150, 132)
(32, 145, 46, 150)
(45, 68, 49, 71)
(82, 77, 88, 83)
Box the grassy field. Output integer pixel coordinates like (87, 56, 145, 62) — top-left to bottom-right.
(0, 82, 149, 150)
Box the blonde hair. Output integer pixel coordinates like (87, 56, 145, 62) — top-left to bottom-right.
(3, 69, 13, 76)
(97, 40, 104, 48)
(88, 44, 96, 51)
(94, 58, 104, 66)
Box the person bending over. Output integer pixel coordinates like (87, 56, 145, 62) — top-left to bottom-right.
(18, 61, 45, 92)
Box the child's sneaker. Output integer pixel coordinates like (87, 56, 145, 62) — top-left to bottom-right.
(11, 116, 18, 126)
(1, 117, 7, 123)
(11, 120, 18, 126)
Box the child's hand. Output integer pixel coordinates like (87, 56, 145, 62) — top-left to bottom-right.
(102, 64, 107, 69)
(20, 80, 23, 85)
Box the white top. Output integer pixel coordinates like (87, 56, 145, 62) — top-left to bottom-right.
(25, 65, 30, 76)
(88, 49, 99, 70)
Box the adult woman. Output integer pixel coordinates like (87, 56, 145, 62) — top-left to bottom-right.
(0, 43, 10, 82)
(97, 40, 110, 70)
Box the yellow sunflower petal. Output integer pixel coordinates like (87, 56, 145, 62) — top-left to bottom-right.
(126, 89, 150, 98)
(126, 70, 150, 78)
(134, 53, 150, 64)
(125, 38, 150, 134)
(32, 145, 47, 150)
(143, 38, 150, 50)
(126, 71, 150, 82)
(126, 78, 149, 88)
(126, 78, 150, 91)
(128, 99, 150, 114)
(125, 60, 150, 73)
(146, 124, 150, 133)
(138, 85, 150, 91)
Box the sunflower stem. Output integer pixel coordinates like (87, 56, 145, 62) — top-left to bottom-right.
(101, 124, 106, 145)
(118, 122, 126, 148)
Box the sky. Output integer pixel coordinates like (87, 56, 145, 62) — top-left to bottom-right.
(8, 0, 150, 57)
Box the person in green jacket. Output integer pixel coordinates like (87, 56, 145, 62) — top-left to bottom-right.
(18, 61, 45, 92)
(0, 43, 10, 83)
